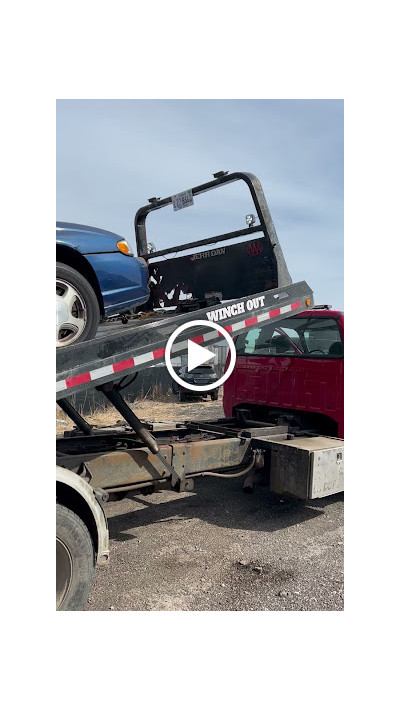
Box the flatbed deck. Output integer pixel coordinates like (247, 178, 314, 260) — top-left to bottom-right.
(56, 280, 312, 399)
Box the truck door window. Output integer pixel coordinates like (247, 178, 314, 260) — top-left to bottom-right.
(236, 324, 299, 356)
(300, 318, 343, 356)
(237, 328, 261, 354)
(235, 317, 343, 357)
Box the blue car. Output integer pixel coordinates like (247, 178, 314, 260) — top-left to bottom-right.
(56, 222, 149, 347)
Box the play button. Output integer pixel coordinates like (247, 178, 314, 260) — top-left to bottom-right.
(165, 319, 237, 393)
(187, 340, 215, 372)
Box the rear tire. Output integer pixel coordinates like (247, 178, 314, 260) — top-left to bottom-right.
(56, 503, 95, 611)
(179, 390, 187, 402)
(211, 389, 219, 401)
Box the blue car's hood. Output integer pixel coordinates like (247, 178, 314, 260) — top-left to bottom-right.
(56, 221, 128, 254)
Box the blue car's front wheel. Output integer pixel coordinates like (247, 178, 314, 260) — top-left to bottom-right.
(56, 262, 100, 347)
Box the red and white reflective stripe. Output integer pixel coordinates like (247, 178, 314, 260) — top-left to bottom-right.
(56, 347, 166, 394)
(56, 300, 302, 393)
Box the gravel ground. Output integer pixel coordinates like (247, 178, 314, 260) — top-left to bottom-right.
(84, 398, 344, 612)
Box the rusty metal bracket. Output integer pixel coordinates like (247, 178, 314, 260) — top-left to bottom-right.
(93, 487, 109, 508)
(155, 450, 184, 489)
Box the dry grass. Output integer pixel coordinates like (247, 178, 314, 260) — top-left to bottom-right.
(129, 383, 176, 403)
(56, 391, 223, 435)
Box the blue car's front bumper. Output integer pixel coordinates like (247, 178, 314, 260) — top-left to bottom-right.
(85, 252, 150, 316)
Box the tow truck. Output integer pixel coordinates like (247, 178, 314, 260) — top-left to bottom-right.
(56, 171, 343, 611)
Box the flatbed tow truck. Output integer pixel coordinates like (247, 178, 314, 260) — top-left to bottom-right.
(56, 171, 343, 611)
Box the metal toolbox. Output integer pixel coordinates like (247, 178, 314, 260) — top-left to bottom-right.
(269, 436, 344, 499)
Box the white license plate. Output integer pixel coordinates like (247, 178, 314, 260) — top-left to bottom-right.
(172, 189, 194, 211)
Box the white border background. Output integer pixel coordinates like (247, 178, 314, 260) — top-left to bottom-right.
(2, 0, 396, 708)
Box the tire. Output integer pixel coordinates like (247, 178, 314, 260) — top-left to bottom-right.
(56, 503, 95, 611)
(56, 262, 101, 347)
(179, 390, 187, 402)
(211, 389, 219, 401)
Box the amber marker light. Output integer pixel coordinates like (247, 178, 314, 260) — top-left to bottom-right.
(117, 240, 133, 256)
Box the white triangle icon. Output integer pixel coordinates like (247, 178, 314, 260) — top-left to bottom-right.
(187, 340, 216, 372)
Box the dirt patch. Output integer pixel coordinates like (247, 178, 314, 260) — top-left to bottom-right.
(233, 560, 295, 584)
(86, 482, 344, 611)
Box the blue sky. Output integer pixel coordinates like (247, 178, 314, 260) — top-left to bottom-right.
(57, 100, 343, 309)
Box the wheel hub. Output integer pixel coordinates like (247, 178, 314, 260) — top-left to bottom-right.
(56, 297, 69, 326)
(56, 278, 87, 347)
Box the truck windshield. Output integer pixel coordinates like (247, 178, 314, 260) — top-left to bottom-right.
(235, 317, 343, 358)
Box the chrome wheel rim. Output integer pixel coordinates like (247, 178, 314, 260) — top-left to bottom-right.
(56, 538, 73, 609)
(56, 279, 87, 347)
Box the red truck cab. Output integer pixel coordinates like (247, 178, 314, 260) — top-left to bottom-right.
(223, 307, 344, 438)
